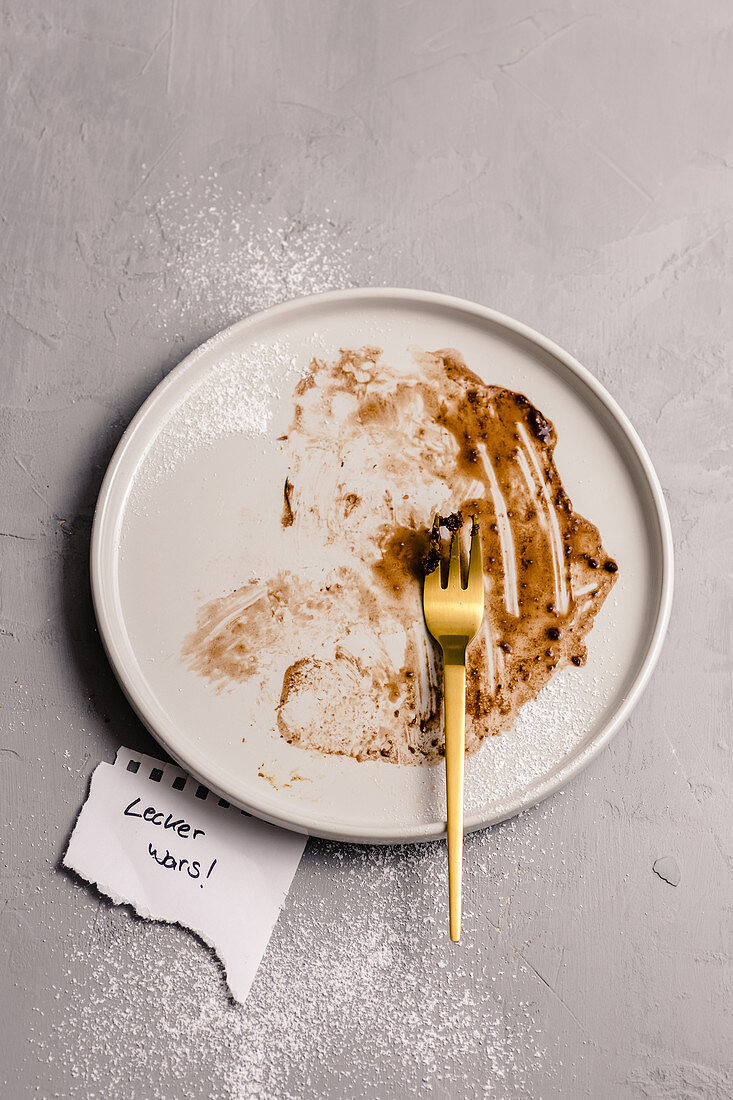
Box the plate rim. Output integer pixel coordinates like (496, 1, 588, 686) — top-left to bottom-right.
(90, 286, 674, 844)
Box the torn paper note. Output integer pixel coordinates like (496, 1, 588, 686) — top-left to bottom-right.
(64, 745, 307, 1004)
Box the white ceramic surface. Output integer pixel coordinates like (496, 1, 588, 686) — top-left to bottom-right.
(91, 288, 673, 843)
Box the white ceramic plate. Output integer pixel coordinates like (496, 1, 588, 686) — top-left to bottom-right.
(91, 289, 673, 843)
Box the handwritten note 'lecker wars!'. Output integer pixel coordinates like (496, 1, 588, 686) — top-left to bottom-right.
(64, 746, 306, 1004)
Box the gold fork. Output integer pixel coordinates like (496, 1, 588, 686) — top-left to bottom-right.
(422, 517, 485, 942)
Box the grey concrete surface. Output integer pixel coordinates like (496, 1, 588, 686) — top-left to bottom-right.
(1, 2, 731, 1097)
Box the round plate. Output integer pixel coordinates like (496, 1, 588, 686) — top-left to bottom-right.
(91, 288, 673, 843)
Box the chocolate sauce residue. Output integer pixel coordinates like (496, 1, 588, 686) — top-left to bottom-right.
(439, 511, 463, 534)
(423, 520, 442, 575)
(281, 478, 295, 527)
(372, 526, 433, 595)
(183, 345, 619, 766)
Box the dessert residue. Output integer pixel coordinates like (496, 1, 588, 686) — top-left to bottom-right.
(182, 347, 618, 765)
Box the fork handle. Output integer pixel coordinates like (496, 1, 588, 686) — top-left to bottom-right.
(443, 655, 466, 943)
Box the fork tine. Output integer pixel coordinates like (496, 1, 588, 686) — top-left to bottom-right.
(423, 514, 443, 594)
(467, 519, 483, 595)
(424, 561, 443, 598)
(447, 528, 462, 587)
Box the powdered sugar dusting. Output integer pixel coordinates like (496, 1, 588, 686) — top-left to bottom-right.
(126, 172, 369, 496)
(140, 174, 365, 334)
(131, 337, 297, 495)
(465, 665, 615, 816)
(32, 808, 566, 1097)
